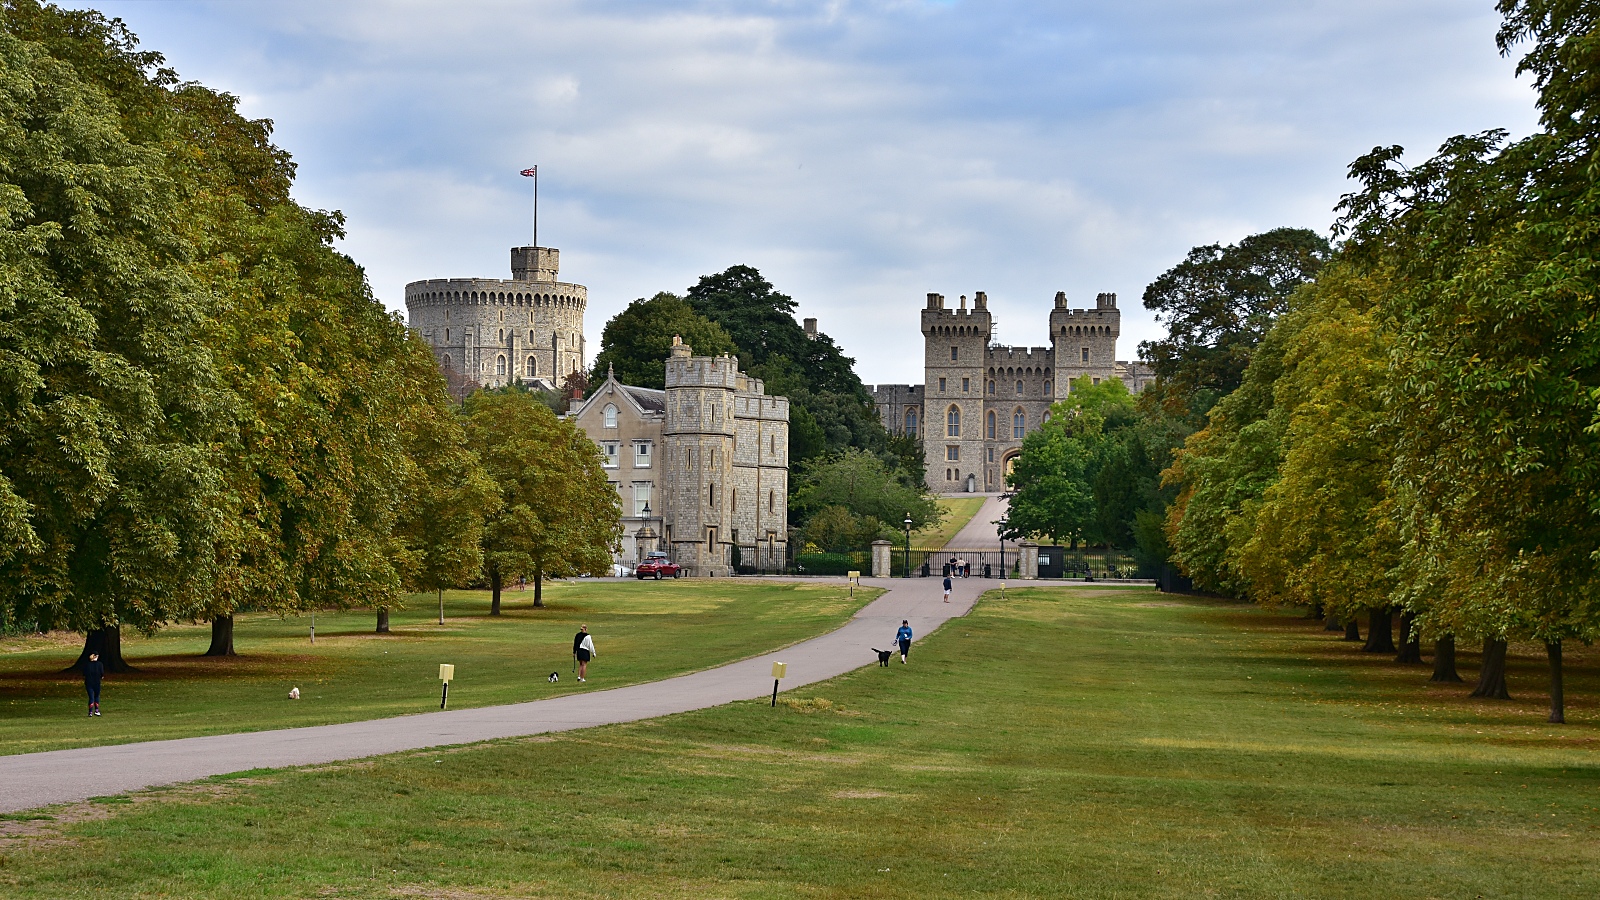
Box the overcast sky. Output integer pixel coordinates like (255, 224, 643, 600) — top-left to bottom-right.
(64, 0, 1538, 385)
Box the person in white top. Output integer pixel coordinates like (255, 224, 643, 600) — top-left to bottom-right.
(573, 625, 597, 683)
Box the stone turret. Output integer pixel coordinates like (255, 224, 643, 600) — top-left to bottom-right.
(1049, 290, 1119, 396)
(921, 292, 991, 492)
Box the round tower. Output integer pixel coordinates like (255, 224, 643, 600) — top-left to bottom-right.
(404, 245, 587, 394)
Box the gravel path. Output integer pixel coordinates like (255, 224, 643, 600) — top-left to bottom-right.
(0, 575, 979, 813)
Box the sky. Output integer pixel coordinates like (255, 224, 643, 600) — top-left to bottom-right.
(62, 0, 1540, 385)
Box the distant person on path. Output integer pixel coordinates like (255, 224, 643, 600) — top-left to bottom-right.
(573, 625, 596, 683)
(943, 574, 952, 603)
(82, 653, 103, 717)
(896, 620, 913, 664)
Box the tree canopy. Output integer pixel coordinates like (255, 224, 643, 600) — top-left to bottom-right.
(588, 292, 736, 391)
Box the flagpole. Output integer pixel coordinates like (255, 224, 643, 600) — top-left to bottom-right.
(533, 168, 538, 250)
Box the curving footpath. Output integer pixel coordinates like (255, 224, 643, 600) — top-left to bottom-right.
(0, 575, 984, 814)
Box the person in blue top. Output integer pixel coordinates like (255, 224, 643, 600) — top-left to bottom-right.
(943, 574, 952, 603)
(896, 620, 913, 664)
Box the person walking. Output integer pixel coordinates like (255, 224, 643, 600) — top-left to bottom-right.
(573, 625, 597, 683)
(943, 573, 952, 603)
(896, 620, 913, 664)
(82, 652, 103, 717)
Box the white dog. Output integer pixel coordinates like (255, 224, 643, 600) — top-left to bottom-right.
(288, 687, 300, 700)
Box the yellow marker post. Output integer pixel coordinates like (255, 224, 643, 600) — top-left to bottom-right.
(439, 664, 455, 709)
(770, 661, 787, 707)
(846, 570, 860, 598)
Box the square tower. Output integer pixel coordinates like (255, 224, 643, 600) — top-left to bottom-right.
(921, 293, 990, 492)
(1049, 291, 1120, 395)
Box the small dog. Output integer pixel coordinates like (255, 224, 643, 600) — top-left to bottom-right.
(288, 687, 300, 700)
(548, 672, 560, 683)
(872, 649, 893, 667)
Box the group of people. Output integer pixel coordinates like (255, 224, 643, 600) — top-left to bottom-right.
(946, 557, 971, 578)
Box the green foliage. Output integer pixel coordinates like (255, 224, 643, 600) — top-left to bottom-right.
(1139, 227, 1331, 420)
(461, 391, 621, 604)
(588, 292, 736, 391)
(793, 551, 861, 576)
(793, 449, 940, 550)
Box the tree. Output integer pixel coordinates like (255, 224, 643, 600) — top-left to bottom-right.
(462, 391, 620, 612)
(0, 6, 231, 670)
(1140, 228, 1331, 420)
(588, 292, 736, 391)
(793, 449, 941, 545)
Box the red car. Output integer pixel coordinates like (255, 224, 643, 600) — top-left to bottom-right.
(635, 554, 682, 579)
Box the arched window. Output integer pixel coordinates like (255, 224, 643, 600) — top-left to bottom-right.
(528, 330, 535, 342)
(1016, 380, 1024, 394)
(442, 354, 453, 371)
(905, 408, 918, 436)
(946, 406, 961, 437)
(1013, 409, 1026, 439)
(525, 356, 537, 377)
(986, 410, 996, 440)
(497, 328, 504, 342)
(495, 355, 507, 377)
(603, 404, 618, 428)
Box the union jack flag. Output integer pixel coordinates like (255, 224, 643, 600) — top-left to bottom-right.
(520, 167, 537, 177)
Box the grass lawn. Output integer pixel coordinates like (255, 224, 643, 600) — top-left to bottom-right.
(0, 579, 875, 756)
(3, 586, 1598, 898)
(910, 496, 986, 550)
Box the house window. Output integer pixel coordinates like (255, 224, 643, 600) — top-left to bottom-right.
(634, 441, 652, 467)
(986, 411, 996, 440)
(938, 377, 947, 393)
(905, 409, 918, 436)
(1081, 347, 1090, 363)
(946, 406, 961, 437)
(950, 346, 958, 361)
(525, 356, 537, 377)
(962, 377, 970, 392)
(603, 403, 618, 428)
(632, 483, 651, 517)
(1013, 410, 1025, 439)
(602, 442, 619, 468)
(946, 446, 959, 461)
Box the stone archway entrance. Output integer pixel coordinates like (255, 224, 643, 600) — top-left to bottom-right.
(1002, 450, 1021, 480)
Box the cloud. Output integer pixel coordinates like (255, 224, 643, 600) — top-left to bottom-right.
(66, 0, 1538, 383)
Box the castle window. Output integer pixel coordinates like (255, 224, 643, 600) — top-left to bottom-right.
(951, 346, 958, 361)
(946, 406, 961, 437)
(442, 354, 453, 370)
(708, 484, 716, 507)
(1044, 381, 1051, 395)
(1013, 410, 1025, 439)
(947, 446, 959, 461)
(987, 380, 995, 395)
(497, 329, 504, 342)
(769, 490, 775, 513)
(1081, 347, 1090, 363)
(988, 447, 995, 462)
(445, 328, 451, 341)
(1092, 377, 1101, 385)
(602, 442, 619, 468)
(905, 409, 918, 436)
(526, 356, 537, 377)
(1043, 411, 1051, 424)
(1016, 380, 1023, 394)
(938, 377, 946, 393)
(634, 441, 651, 467)
(986, 411, 996, 440)
(528, 330, 535, 342)
(603, 404, 618, 428)
(496, 355, 507, 377)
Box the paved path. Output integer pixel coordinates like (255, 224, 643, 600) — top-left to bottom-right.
(944, 492, 1016, 551)
(0, 576, 983, 814)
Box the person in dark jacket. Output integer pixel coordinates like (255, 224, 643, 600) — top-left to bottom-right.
(83, 653, 103, 717)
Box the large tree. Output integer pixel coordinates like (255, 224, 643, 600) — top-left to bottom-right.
(462, 390, 620, 612)
(793, 448, 941, 548)
(1140, 228, 1331, 420)
(588, 292, 736, 391)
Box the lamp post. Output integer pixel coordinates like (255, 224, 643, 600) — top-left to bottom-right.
(903, 515, 913, 578)
(998, 513, 1008, 578)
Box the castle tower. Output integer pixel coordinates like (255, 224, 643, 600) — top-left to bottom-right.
(921, 292, 991, 492)
(663, 339, 740, 577)
(404, 245, 587, 396)
(1049, 291, 1119, 396)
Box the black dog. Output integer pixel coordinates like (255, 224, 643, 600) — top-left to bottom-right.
(548, 672, 560, 683)
(872, 648, 893, 667)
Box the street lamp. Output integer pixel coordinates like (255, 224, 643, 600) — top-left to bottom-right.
(903, 515, 913, 578)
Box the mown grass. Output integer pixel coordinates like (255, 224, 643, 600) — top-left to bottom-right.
(909, 496, 986, 550)
(0, 580, 874, 756)
(3, 586, 1598, 898)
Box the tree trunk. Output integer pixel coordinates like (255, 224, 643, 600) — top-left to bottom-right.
(1362, 607, 1396, 653)
(1394, 611, 1422, 663)
(67, 625, 134, 673)
(1546, 640, 1564, 724)
(204, 616, 236, 657)
(376, 609, 390, 633)
(490, 566, 503, 616)
(533, 567, 544, 608)
(1431, 636, 1463, 682)
(1470, 638, 1511, 699)
(1343, 619, 1361, 642)
(1325, 616, 1343, 632)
